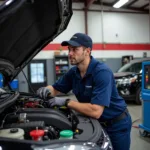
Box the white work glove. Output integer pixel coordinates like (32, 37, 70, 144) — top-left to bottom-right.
(36, 87, 51, 100)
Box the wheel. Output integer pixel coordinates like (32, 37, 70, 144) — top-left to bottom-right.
(139, 129, 148, 137)
(135, 87, 142, 105)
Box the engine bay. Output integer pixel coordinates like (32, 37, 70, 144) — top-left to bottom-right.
(0, 90, 103, 143)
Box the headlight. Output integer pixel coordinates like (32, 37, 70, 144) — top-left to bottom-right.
(116, 78, 130, 85)
(116, 76, 137, 86)
(101, 129, 113, 150)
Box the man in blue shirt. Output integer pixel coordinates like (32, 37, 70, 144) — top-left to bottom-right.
(37, 33, 132, 150)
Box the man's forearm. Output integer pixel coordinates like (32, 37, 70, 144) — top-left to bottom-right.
(67, 100, 104, 119)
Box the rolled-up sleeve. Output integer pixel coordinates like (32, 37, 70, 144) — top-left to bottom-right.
(91, 70, 113, 107)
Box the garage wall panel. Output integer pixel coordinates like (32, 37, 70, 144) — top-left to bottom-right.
(103, 13, 149, 43)
(88, 12, 149, 43)
(87, 12, 103, 43)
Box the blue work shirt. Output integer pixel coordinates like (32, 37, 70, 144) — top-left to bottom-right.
(53, 56, 127, 121)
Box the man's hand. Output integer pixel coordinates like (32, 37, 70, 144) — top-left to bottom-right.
(48, 97, 67, 107)
(36, 87, 51, 99)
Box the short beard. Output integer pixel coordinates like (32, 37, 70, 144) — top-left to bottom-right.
(76, 58, 85, 65)
(71, 50, 85, 65)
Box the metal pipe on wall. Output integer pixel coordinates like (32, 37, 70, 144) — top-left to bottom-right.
(100, 0, 104, 49)
(84, 8, 88, 34)
(73, 8, 148, 14)
(83, 0, 88, 35)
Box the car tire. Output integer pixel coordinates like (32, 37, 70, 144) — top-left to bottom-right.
(139, 129, 149, 137)
(135, 87, 142, 105)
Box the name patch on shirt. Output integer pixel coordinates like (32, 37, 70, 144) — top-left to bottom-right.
(85, 85, 92, 88)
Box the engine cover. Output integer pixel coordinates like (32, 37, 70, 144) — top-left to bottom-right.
(5, 108, 72, 130)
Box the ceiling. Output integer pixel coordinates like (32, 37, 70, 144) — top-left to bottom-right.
(0, 0, 149, 13)
(73, 0, 150, 13)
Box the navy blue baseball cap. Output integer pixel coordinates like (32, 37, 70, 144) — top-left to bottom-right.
(61, 33, 93, 49)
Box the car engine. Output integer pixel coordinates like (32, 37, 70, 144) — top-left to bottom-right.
(0, 91, 75, 140)
(0, 89, 113, 150)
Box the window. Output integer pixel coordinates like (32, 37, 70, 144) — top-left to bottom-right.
(118, 62, 142, 73)
(30, 63, 44, 83)
(129, 63, 141, 73)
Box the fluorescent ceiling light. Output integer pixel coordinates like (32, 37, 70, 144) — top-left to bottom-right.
(113, 0, 129, 8)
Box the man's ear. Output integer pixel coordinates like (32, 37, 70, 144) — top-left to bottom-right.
(86, 47, 91, 56)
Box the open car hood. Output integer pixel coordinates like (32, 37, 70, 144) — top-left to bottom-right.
(0, 0, 72, 83)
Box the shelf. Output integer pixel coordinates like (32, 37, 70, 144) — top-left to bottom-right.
(54, 55, 70, 84)
(56, 73, 65, 75)
(55, 64, 69, 66)
(56, 69, 68, 71)
(55, 55, 68, 57)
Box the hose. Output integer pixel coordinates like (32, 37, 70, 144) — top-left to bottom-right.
(132, 118, 141, 129)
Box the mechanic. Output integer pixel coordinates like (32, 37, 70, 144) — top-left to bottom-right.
(37, 33, 132, 150)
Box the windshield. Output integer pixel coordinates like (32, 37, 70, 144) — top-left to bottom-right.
(118, 62, 142, 73)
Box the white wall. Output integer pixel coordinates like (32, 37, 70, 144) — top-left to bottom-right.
(88, 12, 149, 43)
(104, 13, 149, 43)
(35, 3, 150, 59)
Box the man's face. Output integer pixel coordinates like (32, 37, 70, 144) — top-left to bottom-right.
(68, 46, 89, 65)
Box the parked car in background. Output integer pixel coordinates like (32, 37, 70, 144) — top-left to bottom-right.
(114, 58, 150, 105)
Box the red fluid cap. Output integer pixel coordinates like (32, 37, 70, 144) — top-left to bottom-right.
(30, 129, 45, 141)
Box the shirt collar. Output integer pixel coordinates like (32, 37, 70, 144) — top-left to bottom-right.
(74, 56, 99, 78)
(85, 56, 99, 75)
(74, 67, 80, 79)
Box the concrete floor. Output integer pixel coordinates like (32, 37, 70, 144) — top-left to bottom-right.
(127, 102, 150, 150)
(65, 94, 150, 150)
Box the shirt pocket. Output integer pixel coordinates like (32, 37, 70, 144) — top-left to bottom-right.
(84, 86, 93, 97)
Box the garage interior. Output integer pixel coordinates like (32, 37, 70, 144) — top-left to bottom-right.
(0, 0, 150, 149)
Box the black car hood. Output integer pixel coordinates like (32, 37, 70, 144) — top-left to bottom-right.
(0, 0, 72, 83)
(114, 72, 136, 79)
